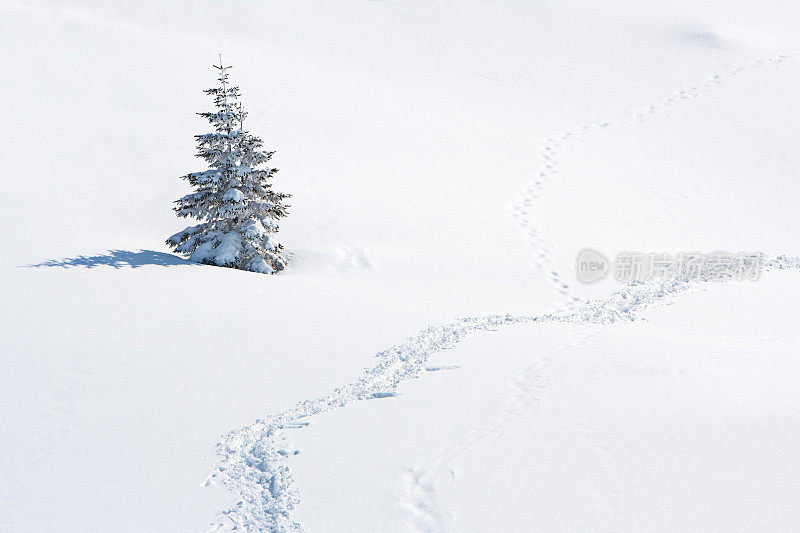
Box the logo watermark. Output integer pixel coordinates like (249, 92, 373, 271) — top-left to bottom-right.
(575, 248, 609, 283)
(576, 249, 762, 283)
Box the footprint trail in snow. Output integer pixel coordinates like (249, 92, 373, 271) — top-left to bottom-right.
(405, 52, 797, 531)
(207, 52, 799, 532)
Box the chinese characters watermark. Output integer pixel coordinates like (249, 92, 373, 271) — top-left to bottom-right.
(576, 249, 762, 284)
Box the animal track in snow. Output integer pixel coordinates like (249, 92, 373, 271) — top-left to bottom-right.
(209, 53, 798, 532)
(207, 258, 798, 532)
(510, 53, 792, 313)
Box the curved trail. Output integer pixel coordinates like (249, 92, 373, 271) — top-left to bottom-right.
(207, 53, 797, 532)
(402, 52, 795, 530)
(511, 53, 791, 308)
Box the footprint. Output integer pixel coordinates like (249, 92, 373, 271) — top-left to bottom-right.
(368, 391, 398, 399)
(283, 421, 309, 429)
(277, 449, 301, 457)
(425, 365, 460, 372)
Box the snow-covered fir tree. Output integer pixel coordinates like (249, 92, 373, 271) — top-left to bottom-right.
(167, 61, 289, 274)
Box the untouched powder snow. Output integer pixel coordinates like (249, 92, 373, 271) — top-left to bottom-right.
(1, 1, 799, 532)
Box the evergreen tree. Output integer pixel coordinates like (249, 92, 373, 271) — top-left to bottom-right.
(167, 60, 289, 274)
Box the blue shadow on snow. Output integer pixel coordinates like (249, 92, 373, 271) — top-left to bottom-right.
(24, 249, 192, 269)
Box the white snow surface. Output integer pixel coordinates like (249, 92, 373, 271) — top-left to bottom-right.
(1, 1, 799, 531)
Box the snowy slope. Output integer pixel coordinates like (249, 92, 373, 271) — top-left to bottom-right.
(1, 0, 799, 531)
(291, 273, 800, 531)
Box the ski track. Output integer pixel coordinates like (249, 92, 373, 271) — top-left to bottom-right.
(207, 53, 798, 532)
